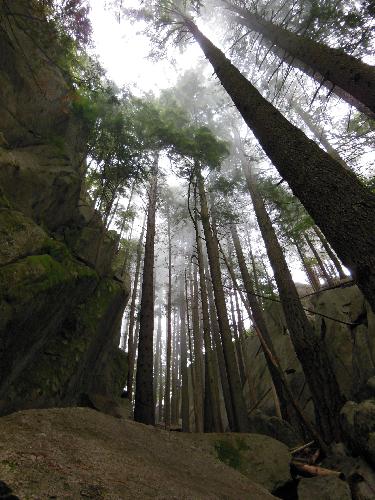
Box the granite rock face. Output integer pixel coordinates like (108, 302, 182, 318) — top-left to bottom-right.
(0, 1, 129, 415)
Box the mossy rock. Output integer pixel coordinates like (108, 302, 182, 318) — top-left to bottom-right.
(188, 433, 292, 493)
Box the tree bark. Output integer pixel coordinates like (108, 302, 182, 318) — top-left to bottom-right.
(179, 278, 190, 432)
(244, 166, 344, 443)
(127, 217, 146, 401)
(134, 157, 158, 425)
(154, 303, 162, 415)
(313, 225, 347, 280)
(304, 233, 335, 286)
(197, 169, 249, 432)
(164, 202, 173, 429)
(185, 18, 375, 314)
(195, 210, 223, 432)
(294, 238, 321, 292)
(225, 2, 375, 118)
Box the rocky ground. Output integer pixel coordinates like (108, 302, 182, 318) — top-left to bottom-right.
(0, 407, 275, 499)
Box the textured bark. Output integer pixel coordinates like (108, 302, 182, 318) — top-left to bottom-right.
(134, 160, 158, 426)
(305, 233, 335, 286)
(245, 166, 344, 443)
(195, 212, 223, 432)
(127, 218, 146, 401)
(179, 280, 190, 432)
(197, 170, 249, 432)
(185, 19, 375, 314)
(226, 3, 375, 118)
(164, 204, 172, 429)
(313, 226, 347, 280)
(229, 288, 246, 388)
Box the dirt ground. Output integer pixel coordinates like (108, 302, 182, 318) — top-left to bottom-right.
(0, 407, 274, 499)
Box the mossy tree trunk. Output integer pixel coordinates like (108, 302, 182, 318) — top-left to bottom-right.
(225, 3, 375, 118)
(185, 18, 375, 315)
(134, 158, 158, 426)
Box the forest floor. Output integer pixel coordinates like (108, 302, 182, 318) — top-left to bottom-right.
(0, 407, 274, 499)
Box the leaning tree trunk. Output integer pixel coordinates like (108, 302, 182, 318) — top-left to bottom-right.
(197, 169, 249, 432)
(127, 218, 146, 400)
(294, 238, 321, 292)
(244, 166, 344, 443)
(225, 2, 375, 118)
(134, 158, 158, 425)
(184, 18, 375, 314)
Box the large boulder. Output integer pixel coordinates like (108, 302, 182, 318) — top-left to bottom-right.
(298, 475, 351, 500)
(341, 399, 375, 467)
(187, 433, 292, 493)
(248, 410, 300, 447)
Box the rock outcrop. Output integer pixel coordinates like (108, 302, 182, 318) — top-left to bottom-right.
(0, 1, 129, 415)
(0, 407, 274, 499)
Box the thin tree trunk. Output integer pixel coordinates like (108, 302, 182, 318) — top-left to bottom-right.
(197, 169, 249, 432)
(244, 165, 344, 443)
(313, 225, 347, 280)
(127, 218, 146, 401)
(154, 303, 162, 413)
(134, 157, 158, 426)
(305, 233, 335, 286)
(225, 3, 375, 118)
(294, 238, 321, 292)
(292, 102, 349, 168)
(179, 278, 190, 432)
(190, 261, 204, 432)
(195, 208, 223, 432)
(229, 288, 246, 388)
(164, 203, 173, 429)
(204, 253, 236, 431)
(185, 19, 375, 314)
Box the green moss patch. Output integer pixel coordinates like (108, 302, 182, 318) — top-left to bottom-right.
(214, 438, 250, 471)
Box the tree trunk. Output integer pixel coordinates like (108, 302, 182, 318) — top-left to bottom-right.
(229, 287, 246, 388)
(190, 261, 204, 432)
(154, 303, 162, 415)
(164, 203, 173, 429)
(225, 3, 375, 118)
(292, 102, 349, 168)
(127, 219, 146, 401)
(134, 158, 158, 426)
(229, 225, 289, 420)
(305, 233, 335, 286)
(179, 278, 190, 432)
(244, 165, 344, 443)
(195, 209, 223, 432)
(197, 169, 249, 432)
(313, 225, 347, 280)
(185, 19, 375, 314)
(294, 238, 321, 292)
(204, 253, 236, 431)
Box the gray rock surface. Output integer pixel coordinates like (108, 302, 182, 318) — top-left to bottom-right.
(298, 475, 351, 500)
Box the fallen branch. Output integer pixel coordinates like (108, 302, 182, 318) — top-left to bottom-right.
(290, 440, 314, 454)
(292, 462, 345, 479)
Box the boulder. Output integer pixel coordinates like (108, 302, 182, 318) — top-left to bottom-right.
(248, 410, 300, 447)
(341, 399, 375, 467)
(188, 432, 292, 493)
(298, 475, 351, 500)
